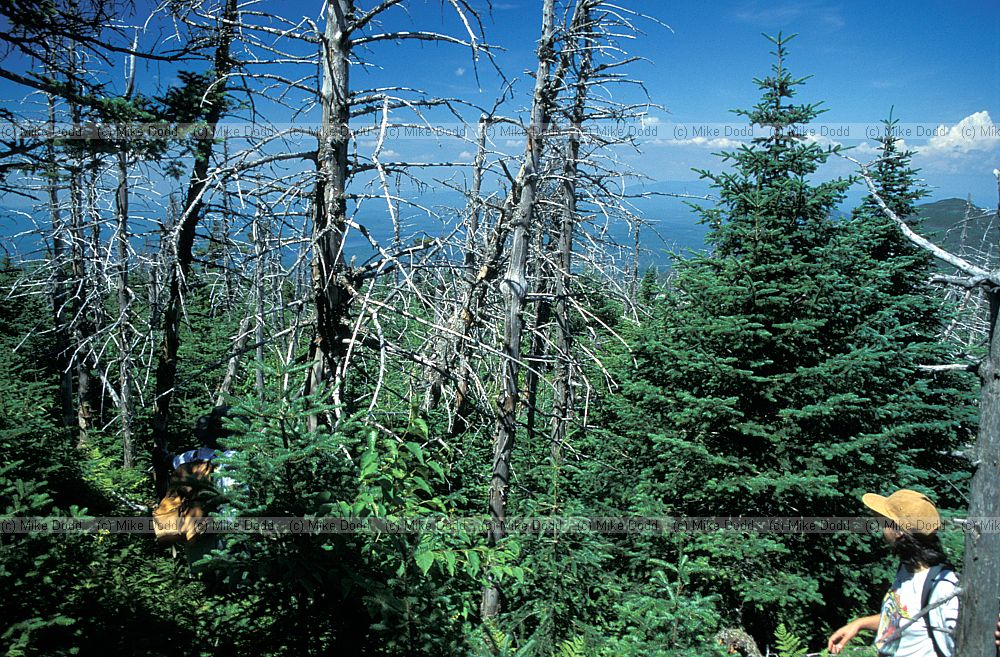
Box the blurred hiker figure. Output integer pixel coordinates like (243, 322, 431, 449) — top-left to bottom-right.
(828, 489, 959, 657)
(152, 406, 239, 566)
(713, 628, 761, 656)
(178, 405, 239, 494)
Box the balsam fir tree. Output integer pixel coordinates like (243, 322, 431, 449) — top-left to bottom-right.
(842, 114, 974, 506)
(605, 34, 974, 643)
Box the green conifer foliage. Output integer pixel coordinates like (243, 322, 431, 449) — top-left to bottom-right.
(842, 114, 974, 508)
(610, 34, 974, 642)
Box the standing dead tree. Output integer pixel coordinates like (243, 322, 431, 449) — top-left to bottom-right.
(286, 0, 492, 422)
(112, 34, 142, 468)
(46, 74, 75, 430)
(303, 0, 355, 417)
(481, 0, 561, 618)
(116, 0, 500, 443)
(151, 0, 238, 498)
(115, 144, 137, 466)
(547, 1, 595, 460)
(477, 0, 658, 618)
(113, 38, 140, 467)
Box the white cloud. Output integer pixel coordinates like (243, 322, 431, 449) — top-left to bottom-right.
(852, 137, 915, 157)
(659, 136, 742, 149)
(733, 3, 803, 24)
(458, 150, 473, 160)
(455, 67, 466, 77)
(852, 141, 880, 156)
(903, 111, 1000, 174)
(925, 111, 1000, 154)
(803, 133, 842, 149)
(732, 0, 844, 30)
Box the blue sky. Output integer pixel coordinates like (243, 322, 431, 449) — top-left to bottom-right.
(330, 0, 1000, 204)
(636, 0, 1000, 203)
(2, 0, 998, 256)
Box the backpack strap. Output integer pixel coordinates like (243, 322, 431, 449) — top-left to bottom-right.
(920, 564, 948, 657)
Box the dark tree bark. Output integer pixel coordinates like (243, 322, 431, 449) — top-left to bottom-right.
(305, 0, 354, 420)
(151, 0, 237, 498)
(953, 227, 1000, 657)
(549, 2, 593, 458)
(116, 150, 136, 468)
(66, 44, 94, 449)
(47, 84, 74, 429)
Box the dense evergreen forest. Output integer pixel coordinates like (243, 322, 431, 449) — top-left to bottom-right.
(2, 1, 1000, 656)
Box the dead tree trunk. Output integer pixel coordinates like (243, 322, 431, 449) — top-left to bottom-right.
(953, 187, 1000, 657)
(483, 0, 558, 619)
(116, 151, 136, 467)
(151, 0, 237, 498)
(451, 196, 512, 435)
(117, 45, 139, 468)
(550, 3, 593, 458)
(216, 315, 253, 405)
(451, 116, 494, 429)
(220, 138, 236, 311)
(305, 0, 353, 418)
(954, 284, 1000, 657)
(70, 165, 93, 448)
(524, 251, 553, 443)
(549, 0, 596, 456)
(47, 84, 74, 429)
(253, 210, 267, 400)
(466, 117, 489, 274)
(549, 187, 574, 458)
(67, 62, 94, 449)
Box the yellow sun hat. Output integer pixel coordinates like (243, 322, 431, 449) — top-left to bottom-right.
(862, 489, 941, 535)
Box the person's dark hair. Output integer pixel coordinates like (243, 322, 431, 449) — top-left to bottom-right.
(193, 405, 239, 450)
(888, 523, 949, 570)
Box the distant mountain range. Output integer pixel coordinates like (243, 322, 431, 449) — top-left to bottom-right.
(915, 198, 998, 257)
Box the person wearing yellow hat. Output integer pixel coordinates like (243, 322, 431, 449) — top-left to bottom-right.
(827, 489, 959, 657)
